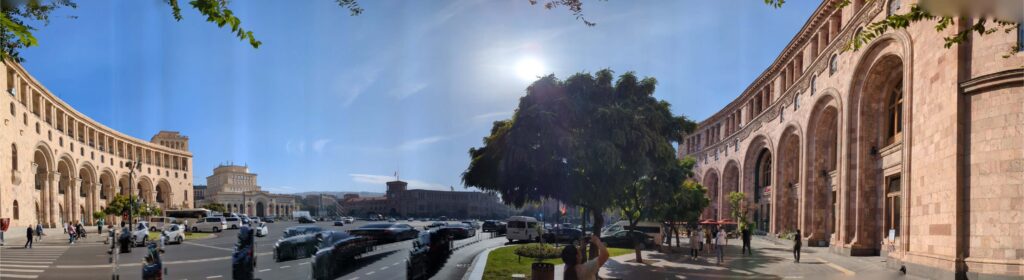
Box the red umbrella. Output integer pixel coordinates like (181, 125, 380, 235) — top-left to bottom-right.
(699, 219, 717, 225)
(717, 219, 737, 225)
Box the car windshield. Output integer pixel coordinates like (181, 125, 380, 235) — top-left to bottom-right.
(137, 223, 146, 230)
(169, 225, 179, 231)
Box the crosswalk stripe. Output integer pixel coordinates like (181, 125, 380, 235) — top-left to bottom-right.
(0, 268, 45, 273)
(0, 263, 49, 268)
(0, 261, 53, 264)
(0, 273, 40, 279)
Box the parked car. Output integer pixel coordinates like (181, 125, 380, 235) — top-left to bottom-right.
(192, 217, 226, 233)
(542, 228, 584, 244)
(263, 217, 276, 223)
(424, 222, 447, 230)
(240, 214, 251, 225)
(310, 232, 375, 280)
(600, 230, 655, 249)
(333, 221, 345, 226)
(163, 224, 186, 244)
(407, 217, 414, 222)
(225, 217, 243, 229)
(148, 217, 176, 232)
(388, 218, 397, 222)
(131, 222, 151, 247)
(349, 223, 419, 243)
(297, 216, 316, 224)
(461, 221, 480, 230)
(282, 225, 325, 238)
(254, 222, 269, 237)
(439, 223, 476, 240)
(342, 217, 355, 224)
(482, 220, 501, 233)
(274, 231, 351, 262)
(506, 216, 541, 242)
(406, 230, 453, 280)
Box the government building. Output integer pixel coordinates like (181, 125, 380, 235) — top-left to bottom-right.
(680, 1, 1023, 279)
(0, 61, 195, 229)
(342, 180, 509, 219)
(196, 164, 299, 218)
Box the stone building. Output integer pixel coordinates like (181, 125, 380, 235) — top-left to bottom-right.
(680, 1, 1023, 278)
(193, 185, 207, 201)
(0, 61, 195, 228)
(342, 180, 509, 219)
(197, 164, 298, 217)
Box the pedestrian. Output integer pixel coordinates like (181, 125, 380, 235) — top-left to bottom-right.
(705, 227, 714, 256)
(793, 229, 802, 263)
(98, 219, 104, 235)
(689, 228, 700, 260)
(716, 227, 726, 265)
(741, 225, 752, 256)
(35, 224, 43, 241)
(560, 235, 610, 280)
(67, 223, 76, 244)
(63, 221, 68, 234)
(24, 224, 34, 248)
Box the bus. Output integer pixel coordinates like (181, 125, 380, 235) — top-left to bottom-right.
(165, 208, 213, 226)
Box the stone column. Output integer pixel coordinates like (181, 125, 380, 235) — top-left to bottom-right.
(72, 178, 82, 223)
(32, 163, 48, 227)
(49, 171, 59, 228)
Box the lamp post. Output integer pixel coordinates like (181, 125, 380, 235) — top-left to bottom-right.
(126, 159, 142, 225)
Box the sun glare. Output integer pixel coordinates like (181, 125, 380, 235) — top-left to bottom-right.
(515, 57, 546, 82)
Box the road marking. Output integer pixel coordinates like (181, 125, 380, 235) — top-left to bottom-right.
(299, 262, 309, 265)
(206, 275, 222, 279)
(348, 277, 359, 280)
(0, 268, 45, 273)
(0, 273, 40, 279)
(0, 264, 49, 268)
(183, 242, 234, 252)
(392, 262, 400, 266)
(280, 265, 291, 269)
(380, 266, 388, 270)
(258, 269, 271, 272)
(817, 258, 855, 276)
(365, 271, 375, 275)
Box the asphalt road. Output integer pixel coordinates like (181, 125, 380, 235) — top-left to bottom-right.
(2, 220, 504, 280)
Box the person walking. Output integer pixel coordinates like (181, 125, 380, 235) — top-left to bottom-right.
(705, 227, 714, 256)
(35, 224, 43, 241)
(716, 227, 726, 265)
(741, 226, 752, 256)
(560, 235, 610, 280)
(67, 223, 76, 244)
(793, 229, 802, 263)
(689, 228, 700, 260)
(24, 225, 34, 248)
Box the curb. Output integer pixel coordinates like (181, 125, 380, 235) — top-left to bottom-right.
(463, 244, 509, 280)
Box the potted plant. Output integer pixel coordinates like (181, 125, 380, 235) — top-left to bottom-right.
(514, 243, 560, 280)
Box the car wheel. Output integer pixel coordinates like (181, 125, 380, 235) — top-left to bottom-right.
(214, 227, 220, 232)
(176, 236, 184, 244)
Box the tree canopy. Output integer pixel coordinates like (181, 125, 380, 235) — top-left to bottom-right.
(462, 69, 694, 233)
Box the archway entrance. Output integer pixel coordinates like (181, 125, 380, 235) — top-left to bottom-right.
(702, 171, 720, 220)
(722, 161, 740, 222)
(34, 149, 53, 227)
(774, 128, 800, 235)
(805, 97, 839, 246)
(256, 202, 266, 217)
(753, 149, 772, 233)
(847, 53, 905, 256)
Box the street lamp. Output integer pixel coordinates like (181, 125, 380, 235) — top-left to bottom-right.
(126, 159, 142, 226)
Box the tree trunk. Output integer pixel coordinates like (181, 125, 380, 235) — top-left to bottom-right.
(589, 210, 604, 260)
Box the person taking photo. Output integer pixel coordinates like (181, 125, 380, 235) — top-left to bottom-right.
(560, 234, 610, 280)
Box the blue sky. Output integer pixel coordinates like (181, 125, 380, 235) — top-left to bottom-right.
(20, 0, 818, 194)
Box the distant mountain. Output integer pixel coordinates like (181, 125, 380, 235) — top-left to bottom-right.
(291, 191, 384, 198)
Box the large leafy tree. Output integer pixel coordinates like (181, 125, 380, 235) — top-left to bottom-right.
(462, 69, 693, 237)
(618, 157, 696, 262)
(653, 157, 709, 248)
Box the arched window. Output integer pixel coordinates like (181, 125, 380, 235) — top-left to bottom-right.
(9, 102, 14, 116)
(887, 0, 901, 17)
(10, 143, 16, 171)
(887, 81, 904, 144)
(829, 54, 839, 75)
(13, 200, 19, 220)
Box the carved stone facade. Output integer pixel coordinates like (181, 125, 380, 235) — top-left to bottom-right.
(0, 61, 194, 228)
(680, 1, 1023, 279)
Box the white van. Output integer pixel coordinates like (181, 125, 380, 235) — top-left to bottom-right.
(147, 217, 177, 232)
(506, 216, 542, 242)
(601, 220, 663, 245)
(191, 216, 226, 233)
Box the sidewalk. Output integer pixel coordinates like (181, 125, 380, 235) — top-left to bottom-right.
(1, 226, 110, 247)
(550, 236, 925, 280)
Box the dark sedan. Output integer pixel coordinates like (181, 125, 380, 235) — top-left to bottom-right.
(423, 222, 447, 230)
(481, 220, 501, 232)
(349, 223, 419, 243)
(310, 232, 375, 280)
(406, 230, 453, 280)
(543, 228, 584, 243)
(600, 230, 655, 249)
(274, 231, 351, 262)
(438, 223, 476, 240)
(298, 216, 316, 224)
(333, 221, 345, 226)
(263, 217, 276, 223)
(282, 225, 324, 238)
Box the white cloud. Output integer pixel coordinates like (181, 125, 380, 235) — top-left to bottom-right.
(349, 173, 451, 191)
(312, 139, 332, 153)
(285, 140, 307, 154)
(390, 82, 429, 100)
(396, 135, 446, 151)
(472, 111, 512, 122)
